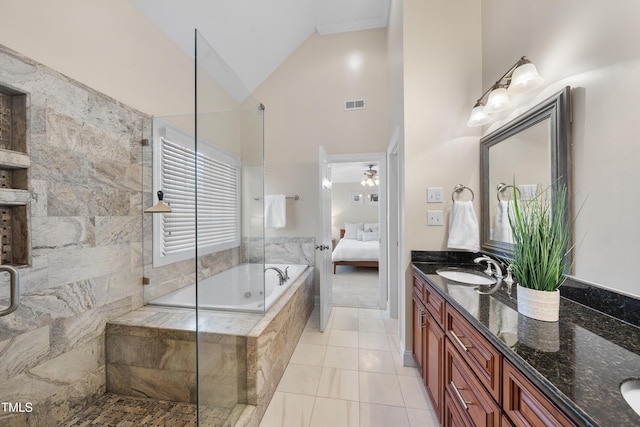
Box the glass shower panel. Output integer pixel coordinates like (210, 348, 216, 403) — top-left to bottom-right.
(195, 29, 265, 425)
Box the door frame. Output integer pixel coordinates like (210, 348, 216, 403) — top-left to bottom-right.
(326, 151, 388, 310)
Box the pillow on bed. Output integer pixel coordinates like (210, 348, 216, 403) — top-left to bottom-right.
(344, 222, 364, 239)
(362, 231, 379, 242)
(364, 223, 379, 232)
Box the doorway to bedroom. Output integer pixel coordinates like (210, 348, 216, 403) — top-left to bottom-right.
(328, 154, 386, 309)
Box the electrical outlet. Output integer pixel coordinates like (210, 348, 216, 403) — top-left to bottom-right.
(427, 210, 444, 226)
(427, 187, 443, 203)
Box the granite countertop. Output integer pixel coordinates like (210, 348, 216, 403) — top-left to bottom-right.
(411, 255, 640, 427)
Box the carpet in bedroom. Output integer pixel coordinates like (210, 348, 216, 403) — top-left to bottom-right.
(331, 265, 379, 308)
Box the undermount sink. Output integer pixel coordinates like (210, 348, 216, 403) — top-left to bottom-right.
(621, 379, 640, 416)
(436, 268, 497, 285)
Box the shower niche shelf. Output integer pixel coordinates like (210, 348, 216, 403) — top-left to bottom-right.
(0, 84, 30, 267)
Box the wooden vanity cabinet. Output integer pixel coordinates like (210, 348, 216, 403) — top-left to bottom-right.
(503, 360, 577, 427)
(412, 270, 577, 427)
(446, 304, 502, 402)
(444, 339, 501, 426)
(413, 273, 445, 422)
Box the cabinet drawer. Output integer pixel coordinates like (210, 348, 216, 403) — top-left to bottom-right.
(503, 360, 577, 427)
(424, 280, 445, 328)
(446, 304, 502, 402)
(445, 340, 501, 427)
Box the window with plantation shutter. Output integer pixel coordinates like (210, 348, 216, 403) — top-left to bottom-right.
(152, 120, 241, 267)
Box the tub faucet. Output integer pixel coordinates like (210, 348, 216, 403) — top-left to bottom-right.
(473, 255, 503, 279)
(265, 267, 286, 286)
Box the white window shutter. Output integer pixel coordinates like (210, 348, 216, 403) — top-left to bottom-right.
(152, 128, 240, 267)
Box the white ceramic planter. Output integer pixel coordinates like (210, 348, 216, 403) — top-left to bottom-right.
(516, 284, 560, 322)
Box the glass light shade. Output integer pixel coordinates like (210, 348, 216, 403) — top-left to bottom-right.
(466, 105, 492, 127)
(484, 87, 513, 113)
(508, 63, 544, 94)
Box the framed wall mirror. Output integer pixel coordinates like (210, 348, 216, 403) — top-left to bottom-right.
(480, 86, 572, 258)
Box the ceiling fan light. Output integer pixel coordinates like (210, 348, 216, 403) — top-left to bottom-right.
(483, 87, 513, 113)
(508, 63, 544, 94)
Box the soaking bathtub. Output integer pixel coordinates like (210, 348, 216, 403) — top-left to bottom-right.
(148, 263, 309, 313)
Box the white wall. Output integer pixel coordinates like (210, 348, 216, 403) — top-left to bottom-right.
(482, 0, 640, 297)
(331, 182, 379, 240)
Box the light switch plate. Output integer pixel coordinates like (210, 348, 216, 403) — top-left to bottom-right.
(427, 187, 443, 203)
(427, 210, 444, 226)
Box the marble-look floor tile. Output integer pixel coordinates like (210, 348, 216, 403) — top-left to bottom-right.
(359, 349, 396, 374)
(359, 318, 387, 333)
(290, 343, 326, 367)
(359, 402, 410, 427)
(323, 346, 359, 370)
(310, 397, 359, 427)
(332, 306, 359, 318)
(387, 332, 400, 351)
(317, 367, 359, 401)
(328, 330, 359, 348)
(398, 375, 431, 409)
(359, 331, 390, 350)
(332, 316, 359, 331)
(406, 407, 439, 427)
(260, 391, 315, 427)
(298, 328, 330, 346)
(276, 363, 322, 396)
(384, 318, 399, 334)
(392, 351, 420, 378)
(358, 308, 384, 319)
(359, 371, 405, 407)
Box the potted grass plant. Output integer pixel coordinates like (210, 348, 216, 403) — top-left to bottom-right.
(509, 182, 571, 322)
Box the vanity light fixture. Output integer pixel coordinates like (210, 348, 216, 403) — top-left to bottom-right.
(467, 56, 544, 127)
(361, 165, 379, 187)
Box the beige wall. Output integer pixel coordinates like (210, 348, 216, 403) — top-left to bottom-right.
(401, 0, 482, 349)
(0, 0, 195, 116)
(254, 29, 389, 239)
(482, 0, 640, 296)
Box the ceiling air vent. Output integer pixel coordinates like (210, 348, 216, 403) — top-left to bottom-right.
(344, 99, 366, 111)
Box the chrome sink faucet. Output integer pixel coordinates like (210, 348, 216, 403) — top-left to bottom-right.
(473, 255, 503, 279)
(265, 266, 287, 286)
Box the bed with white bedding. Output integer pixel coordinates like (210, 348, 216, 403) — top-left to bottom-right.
(332, 223, 380, 274)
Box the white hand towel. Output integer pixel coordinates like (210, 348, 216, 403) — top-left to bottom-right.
(493, 200, 514, 244)
(447, 200, 479, 252)
(264, 195, 286, 228)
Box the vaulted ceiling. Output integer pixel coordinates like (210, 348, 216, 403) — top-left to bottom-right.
(132, 0, 390, 94)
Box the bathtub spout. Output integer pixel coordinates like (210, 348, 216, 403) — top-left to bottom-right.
(265, 267, 286, 286)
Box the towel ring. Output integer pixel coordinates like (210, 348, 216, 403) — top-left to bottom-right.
(451, 184, 474, 202)
(496, 183, 521, 202)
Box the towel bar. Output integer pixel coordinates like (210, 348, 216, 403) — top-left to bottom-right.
(253, 195, 300, 201)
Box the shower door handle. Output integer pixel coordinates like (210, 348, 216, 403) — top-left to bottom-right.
(0, 265, 20, 316)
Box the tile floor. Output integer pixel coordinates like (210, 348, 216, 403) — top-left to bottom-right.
(259, 306, 439, 427)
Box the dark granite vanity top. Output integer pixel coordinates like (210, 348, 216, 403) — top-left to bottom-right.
(411, 251, 640, 427)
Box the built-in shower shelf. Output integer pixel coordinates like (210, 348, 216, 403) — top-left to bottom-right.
(0, 189, 30, 205)
(0, 149, 30, 169)
(0, 84, 30, 266)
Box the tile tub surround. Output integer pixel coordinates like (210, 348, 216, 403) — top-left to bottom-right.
(411, 253, 640, 427)
(0, 45, 146, 426)
(106, 266, 314, 427)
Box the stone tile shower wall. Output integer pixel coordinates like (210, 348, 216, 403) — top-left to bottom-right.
(0, 44, 147, 426)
